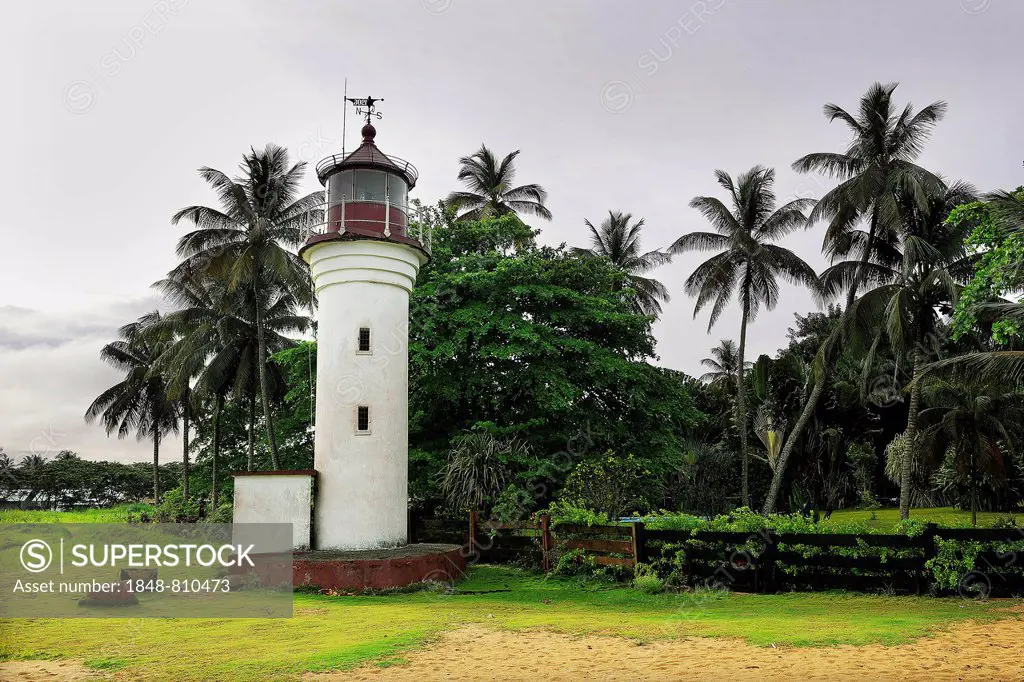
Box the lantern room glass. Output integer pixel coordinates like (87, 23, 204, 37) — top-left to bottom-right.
(388, 176, 408, 210)
(355, 170, 386, 202)
(329, 170, 354, 208)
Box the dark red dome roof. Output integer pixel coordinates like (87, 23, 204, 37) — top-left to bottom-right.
(315, 126, 418, 188)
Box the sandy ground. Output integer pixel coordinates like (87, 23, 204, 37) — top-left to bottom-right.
(4, 610, 1022, 681)
(0, 661, 108, 681)
(334, 617, 1024, 682)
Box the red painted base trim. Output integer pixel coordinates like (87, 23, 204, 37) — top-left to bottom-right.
(236, 545, 467, 592)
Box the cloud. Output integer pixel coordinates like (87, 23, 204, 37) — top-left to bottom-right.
(0, 298, 182, 463)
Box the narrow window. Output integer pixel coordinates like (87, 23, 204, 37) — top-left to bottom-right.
(358, 327, 371, 353)
(357, 406, 370, 432)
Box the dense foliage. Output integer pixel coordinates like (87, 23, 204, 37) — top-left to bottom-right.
(30, 81, 1017, 528)
(0, 450, 177, 509)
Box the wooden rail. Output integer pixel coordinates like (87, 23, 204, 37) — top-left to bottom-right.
(410, 511, 1024, 595)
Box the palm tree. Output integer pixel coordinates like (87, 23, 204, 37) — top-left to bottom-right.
(764, 321, 849, 513)
(920, 378, 1023, 526)
(699, 339, 750, 390)
(986, 188, 1024, 237)
(85, 313, 179, 502)
(170, 144, 319, 470)
(794, 82, 946, 307)
(17, 454, 47, 507)
(826, 179, 977, 519)
(445, 145, 552, 221)
(700, 348, 735, 387)
(670, 166, 819, 506)
(576, 211, 671, 316)
(924, 301, 1024, 385)
(0, 449, 18, 499)
(152, 270, 307, 472)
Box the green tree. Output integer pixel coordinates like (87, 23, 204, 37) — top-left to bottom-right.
(794, 82, 946, 306)
(767, 84, 945, 510)
(920, 378, 1023, 525)
(444, 145, 552, 221)
(576, 211, 671, 316)
(170, 144, 319, 470)
(926, 193, 1024, 386)
(831, 179, 976, 519)
(409, 214, 701, 505)
(670, 166, 818, 506)
(764, 306, 877, 513)
(948, 188, 1024, 344)
(85, 313, 180, 502)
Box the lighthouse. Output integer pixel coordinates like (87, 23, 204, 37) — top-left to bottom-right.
(300, 106, 429, 550)
(231, 103, 465, 588)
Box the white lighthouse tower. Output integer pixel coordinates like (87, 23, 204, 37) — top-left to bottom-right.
(300, 106, 428, 550)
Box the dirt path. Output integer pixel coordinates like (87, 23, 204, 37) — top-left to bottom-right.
(0, 661, 108, 681)
(334, 617, 1024, 681)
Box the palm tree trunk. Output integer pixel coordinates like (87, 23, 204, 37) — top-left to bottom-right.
(764, 370, 827, 513)
(212, 395, 222, 509)
(899, 345, 924, 520)
(152, 430, 161, 504)
(736, 298, 750, 508)
(255, 288, 281, 470)
(182, 404, 190, 502)
(846, 205, 880, 308)
(247, 394, 255, 472)
(970, 453, 979, 527)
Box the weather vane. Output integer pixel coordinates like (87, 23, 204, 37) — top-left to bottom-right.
(346, 96, 383, 124)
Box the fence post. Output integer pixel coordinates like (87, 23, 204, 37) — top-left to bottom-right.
(759, 531, 777, 594)
(631, 521, 647, 566)
(540, 514, 552, 572)
(919, 523, 938, 595)
(468, 510, 478, 560)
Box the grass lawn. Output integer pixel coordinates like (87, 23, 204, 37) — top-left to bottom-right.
(1, 566, 1020, 681)
(0, 504, 148, 524)
(826, 506, 1021, 530)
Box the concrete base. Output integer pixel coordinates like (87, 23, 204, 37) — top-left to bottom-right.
(293, 544, 466, 591)
(231, 471, 315, 551)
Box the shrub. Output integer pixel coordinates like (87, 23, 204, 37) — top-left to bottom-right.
(556, 452, 653, 519)
(490, 484, 535, 524)
(991, 515, 1019, 529)
(552, 548, 597, 577)
(670, 441, 737, 517)
(544, 499, 611, 527)
(153, 489, 201, 523)
(848, 442, 880, 509)
(202, 502, 233, 524)
(632, 564, 664, 594)
(438, 433, 524, 514)
(122, 502, 154, 523)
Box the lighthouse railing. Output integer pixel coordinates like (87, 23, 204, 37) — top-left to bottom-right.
(302, 196, 431, 254)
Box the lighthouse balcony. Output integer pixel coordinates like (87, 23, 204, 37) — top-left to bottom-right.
(301, 198, 432, 257)
(325, 199, 409, 237)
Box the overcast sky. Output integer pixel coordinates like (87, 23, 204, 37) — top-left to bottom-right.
(1, 0, 1020, 463)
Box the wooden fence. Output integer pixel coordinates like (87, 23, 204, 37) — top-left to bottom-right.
(412, 512, 1024, 596)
